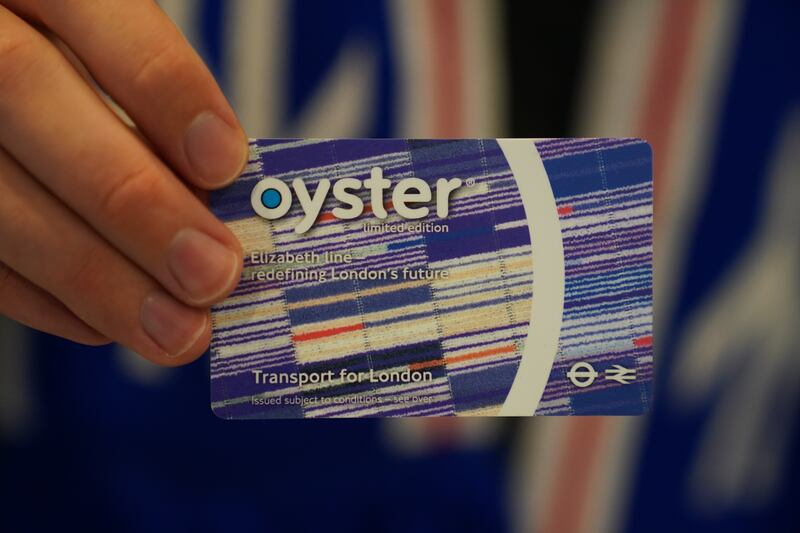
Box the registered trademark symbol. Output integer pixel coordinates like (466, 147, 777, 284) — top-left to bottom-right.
(465, 178, 476, 187)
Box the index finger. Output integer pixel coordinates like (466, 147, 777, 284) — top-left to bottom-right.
(9, 0, 247, 189)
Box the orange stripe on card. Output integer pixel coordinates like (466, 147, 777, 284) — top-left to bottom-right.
(557, 205, 574, 216)
(410, 344, 516, 371)
(292, 323, 363, 343)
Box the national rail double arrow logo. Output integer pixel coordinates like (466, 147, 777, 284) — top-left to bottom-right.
(567, 362, 637, 388)
(605, 364, 637, 385)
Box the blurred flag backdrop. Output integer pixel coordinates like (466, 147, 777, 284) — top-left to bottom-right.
(1, 1, 797, 532)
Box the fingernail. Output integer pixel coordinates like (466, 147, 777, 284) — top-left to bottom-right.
(168, 228, 239, 303)
(184, 111, 247, 187)
(141, 291, 208, 357)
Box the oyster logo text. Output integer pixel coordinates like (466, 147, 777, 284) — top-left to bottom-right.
(251, 167, 463, 233)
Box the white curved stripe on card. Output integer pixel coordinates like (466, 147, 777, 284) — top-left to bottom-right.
(498, 139, 564, 416)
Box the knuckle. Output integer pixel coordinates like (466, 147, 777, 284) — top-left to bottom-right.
(0, 30, 36, 89)
(97, 164, 161, 222)
(132, 41, 193, 94)
(65, 243, 107, 294)
(0, 261, 12, 296)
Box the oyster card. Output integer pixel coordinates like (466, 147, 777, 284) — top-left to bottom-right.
(209, 139, 653, 418)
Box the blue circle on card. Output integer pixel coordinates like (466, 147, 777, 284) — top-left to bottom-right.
(261, 188, 282, 209)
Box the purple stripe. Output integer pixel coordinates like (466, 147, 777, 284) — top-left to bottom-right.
(212, 342, 294, 360)
(211, 353, 295, 372)
(563, 288, 651, 311)
(564, 252, 652, 277)
(212, 325, 292, 346)
(549, 346, 651, 369)
(556, 181, 651, 204)
(561, 224, 651, 249)
(561, 212, 652, 237)
(560, 327, 652, 348)
(539, 139, 643, 159)
(561, 309, 651, 333)
(211, 354, 296, 374)
(542, 368, 653, 399)
(448, 354, 521, 375)
(565, 233, 652, 259)
(538, 138, 631, 154)
(563, 199, 652, 221)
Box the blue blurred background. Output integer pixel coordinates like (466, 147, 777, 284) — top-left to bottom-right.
(1, 1, 798, 531)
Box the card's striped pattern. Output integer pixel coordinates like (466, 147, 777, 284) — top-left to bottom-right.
(534, 138, 653, 415)
(209, 139, 652, 417)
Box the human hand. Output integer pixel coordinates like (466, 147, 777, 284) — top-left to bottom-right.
(0, 1, 247, 366)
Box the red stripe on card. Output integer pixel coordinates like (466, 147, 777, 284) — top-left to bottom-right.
(318, 201, 394, 223)
(634, 335, 653, 347)
(292, 323, 363, 343)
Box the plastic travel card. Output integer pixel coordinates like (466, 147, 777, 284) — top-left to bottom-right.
(209, 138, 653, 418)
